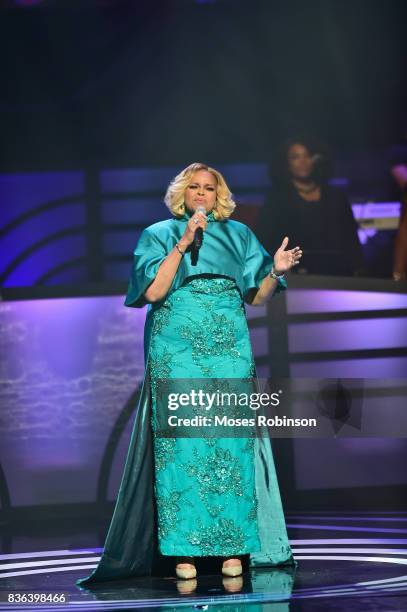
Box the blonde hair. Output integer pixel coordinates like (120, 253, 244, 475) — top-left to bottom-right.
(164, 162, 236, 220)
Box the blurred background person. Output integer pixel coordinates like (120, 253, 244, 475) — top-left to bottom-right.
(256, 136, 365, 277)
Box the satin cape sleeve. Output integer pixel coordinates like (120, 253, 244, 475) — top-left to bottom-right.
(124, 228, 167, 308)
(242, 227, 287, 301)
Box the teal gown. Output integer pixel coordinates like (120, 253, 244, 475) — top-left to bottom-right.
(76, 210, 296, 587)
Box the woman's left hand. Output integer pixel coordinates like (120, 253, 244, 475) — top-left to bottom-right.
(273, 237, 302, 274)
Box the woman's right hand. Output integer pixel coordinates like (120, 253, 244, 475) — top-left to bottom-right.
(179, 209, 208, 247)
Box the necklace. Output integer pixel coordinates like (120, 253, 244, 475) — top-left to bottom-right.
(294, 182, 319, 194)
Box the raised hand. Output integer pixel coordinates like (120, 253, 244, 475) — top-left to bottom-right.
(273, 236, 302, 274)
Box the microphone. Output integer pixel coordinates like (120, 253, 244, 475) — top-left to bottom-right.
(193, 205, 206, 251)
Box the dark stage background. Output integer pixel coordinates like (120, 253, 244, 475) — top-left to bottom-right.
(0, 0, 406, 168)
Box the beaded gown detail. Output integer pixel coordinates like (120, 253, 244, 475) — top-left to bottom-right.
(150, 276, 260, 556)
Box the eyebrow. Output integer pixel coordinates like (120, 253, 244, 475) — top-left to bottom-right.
(189, 182, 216, 186)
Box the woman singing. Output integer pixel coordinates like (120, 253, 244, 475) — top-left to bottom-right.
(77, 162, 301, 586)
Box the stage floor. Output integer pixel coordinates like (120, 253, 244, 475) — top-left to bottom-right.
(1, 512, 406, 611)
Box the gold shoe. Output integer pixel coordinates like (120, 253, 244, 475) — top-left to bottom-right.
(221, 559, 242, 577)
(175, 557, 197, 580)
(175, 565, 197, 580)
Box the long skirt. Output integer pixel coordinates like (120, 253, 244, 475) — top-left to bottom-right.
(76, 275, 296, 586)
(149, 276, 260, 556)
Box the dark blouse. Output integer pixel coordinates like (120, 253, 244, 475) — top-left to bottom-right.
(255, 182, 365, 276)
